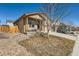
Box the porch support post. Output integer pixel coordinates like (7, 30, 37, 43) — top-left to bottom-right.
(26, 17, 28, 24)
(40, 21, 42, 31)
(24, 17, 29, 33)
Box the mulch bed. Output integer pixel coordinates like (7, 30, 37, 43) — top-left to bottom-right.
(19, 33, 75, 56)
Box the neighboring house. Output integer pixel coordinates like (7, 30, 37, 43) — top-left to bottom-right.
(6, 20, 14, 26)
(13, 13, 51, 33)
(73, 27, 79, 34)
(57, 23, 75, 34)
(57, 22, 79, 35)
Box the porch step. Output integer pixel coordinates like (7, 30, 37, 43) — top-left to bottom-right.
(26, 32, 36, 37)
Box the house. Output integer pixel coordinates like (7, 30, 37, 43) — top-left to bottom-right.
(48, 20, 75, 33)
(72, 27, 79, 34)
(13, 13, 51, 33)
(6, 20, 14, 26)
(56, 22, 77, 34)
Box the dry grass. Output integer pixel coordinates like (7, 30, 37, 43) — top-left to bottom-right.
(19, 33, 75, 56)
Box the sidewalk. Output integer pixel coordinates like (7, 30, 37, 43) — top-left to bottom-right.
(72, 35, 79, 56)
(49, 32, 76, 40)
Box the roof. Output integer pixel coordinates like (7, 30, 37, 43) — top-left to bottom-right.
(13, 12, 52, 24)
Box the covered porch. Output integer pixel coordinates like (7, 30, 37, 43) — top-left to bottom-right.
(23, 16, 46, 33)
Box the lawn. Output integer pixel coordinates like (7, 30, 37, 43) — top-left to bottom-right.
(19, 33, 75, 56)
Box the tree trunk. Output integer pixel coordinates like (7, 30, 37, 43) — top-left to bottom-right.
(54, 25, 58, 32)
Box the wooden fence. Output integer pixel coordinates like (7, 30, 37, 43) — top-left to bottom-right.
(0, 26, 20, 33)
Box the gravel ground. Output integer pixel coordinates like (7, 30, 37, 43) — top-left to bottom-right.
(0, 32, 32, 56)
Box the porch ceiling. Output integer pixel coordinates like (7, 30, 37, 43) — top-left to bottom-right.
(28, 15, 43, 20)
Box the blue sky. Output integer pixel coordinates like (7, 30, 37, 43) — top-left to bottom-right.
(62, 3, 79, 26)
(0, 3, 79, 26)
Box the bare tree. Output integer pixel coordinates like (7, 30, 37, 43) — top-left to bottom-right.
(39, 3, 69, 33)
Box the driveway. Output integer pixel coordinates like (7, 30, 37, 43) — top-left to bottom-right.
(0, 32, 10, 39)
(0, 32, 32, 56)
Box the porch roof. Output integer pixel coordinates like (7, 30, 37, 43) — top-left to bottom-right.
(13, 12, 52, 25)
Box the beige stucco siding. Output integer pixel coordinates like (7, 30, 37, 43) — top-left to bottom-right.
(29, 15, 43, 20)
(18, 18, 24, 33)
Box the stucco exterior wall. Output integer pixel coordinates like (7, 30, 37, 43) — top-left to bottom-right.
(17, 18, 24, 33)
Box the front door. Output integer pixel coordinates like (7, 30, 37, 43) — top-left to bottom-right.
(28, 19, 39, 31)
